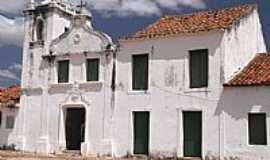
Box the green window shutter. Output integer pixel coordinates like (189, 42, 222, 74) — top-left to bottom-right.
(248, 113, 267, 145)
(58, 60, 69, 83)
(132, 54, 149, 90)
(86, 59, 99, 81)
(189, 49, 208, 88)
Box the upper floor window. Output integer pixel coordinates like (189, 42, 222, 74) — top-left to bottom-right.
(189, 49, 208, 88)
(36, 19, 44, 41)
(6, 115, 15, 129)
(248, 113, 267, 145)
(132, 54, 149, 90)
(58, 60, 69, 83)
(86, 58, 99, 82)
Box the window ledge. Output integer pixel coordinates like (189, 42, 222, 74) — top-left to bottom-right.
(29, 40, 44, 48)
(247, 144, 268, 148)
(79, 81, 103, 87)
(127, 90, 150, 95)
(49, 83, 73, 89)
(184, 87, 210, 93)
(5, 128, 13, 131)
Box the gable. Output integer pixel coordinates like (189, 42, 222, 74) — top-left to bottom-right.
(50, 19, 112, 54)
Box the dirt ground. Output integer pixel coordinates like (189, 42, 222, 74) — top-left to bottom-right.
(0, 150, 148, 160)
(0, 150, 201, 160)
(0, 150, 110, 160)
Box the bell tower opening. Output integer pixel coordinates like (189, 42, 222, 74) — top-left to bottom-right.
(35, 18, 44, 41)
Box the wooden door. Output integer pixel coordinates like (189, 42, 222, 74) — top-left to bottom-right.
(65, 108, 85, 150)
(133, 112, 150, 155)
(183, 111, 202, 157)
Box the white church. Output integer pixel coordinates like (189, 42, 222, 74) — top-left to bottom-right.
(1, 0, 270, 159)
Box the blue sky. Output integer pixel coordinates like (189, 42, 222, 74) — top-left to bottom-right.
(0, 0, 269, 87)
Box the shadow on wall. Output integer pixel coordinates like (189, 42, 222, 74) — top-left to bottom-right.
(215, 86, 270, 120)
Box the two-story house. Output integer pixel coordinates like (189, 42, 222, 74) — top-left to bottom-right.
(6, 1, 270, 160)
(115, 4, 268, 159)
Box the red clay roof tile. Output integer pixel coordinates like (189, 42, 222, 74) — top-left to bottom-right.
(225, 53, 270, 87)
(0, 86, 21, 107)
(121, 4, 256, 41)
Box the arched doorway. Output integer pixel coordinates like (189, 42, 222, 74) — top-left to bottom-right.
(65, 107, 86, 150)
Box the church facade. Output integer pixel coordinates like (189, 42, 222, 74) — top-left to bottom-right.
(6, 1, 270, 160)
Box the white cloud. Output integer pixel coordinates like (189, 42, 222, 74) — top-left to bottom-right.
(0, 0, 206, 17)
(84, 0, 206, 16)
(0, 0, 25, 16)
(8, 63, 22, 71)
(0, 63, 21, 81)
(0, 69, 20, 80)
(0, 15, 24, 47)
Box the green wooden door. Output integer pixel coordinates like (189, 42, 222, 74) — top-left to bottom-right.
(183, 111, 202, 157)
(133, 112, 149, 155)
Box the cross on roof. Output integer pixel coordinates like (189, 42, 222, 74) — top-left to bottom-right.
(77, 0, 87, 11)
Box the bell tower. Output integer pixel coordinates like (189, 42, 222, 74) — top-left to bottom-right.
(17, 0, 76, 153)
(21, 0, 76, 88)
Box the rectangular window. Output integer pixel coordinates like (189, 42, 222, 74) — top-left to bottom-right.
(6, 116, 15, 129)
(248, 113, 267, 145)
(132, 54, 149, 90)
(58, 60, 69, 83)
(189, 49, 208, 88)
(86, 58, 99, 82)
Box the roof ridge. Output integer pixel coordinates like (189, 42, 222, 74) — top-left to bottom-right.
(120, 3, 257, 41)
(161, 3, 257, 19)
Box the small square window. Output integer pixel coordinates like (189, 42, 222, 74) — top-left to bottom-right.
(189, 49, 208, 88)
(86, 59, 99, 82)
(6, 116, 15, 129)
(248, 113, 267, 145)
(58, 60, 69, 83)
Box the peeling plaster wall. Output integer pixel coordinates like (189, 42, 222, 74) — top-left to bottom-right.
(116, 32, 224, 158)
(223, 10, 267, 82)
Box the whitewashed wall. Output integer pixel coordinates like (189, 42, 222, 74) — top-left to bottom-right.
(223, 9, 266, 82)
(220, 86, 270, 160)
(0, 107, 18, 147)
(21, 6, 73, 89)
(116, 32, 224, 158)
(12, 3, 114, 155)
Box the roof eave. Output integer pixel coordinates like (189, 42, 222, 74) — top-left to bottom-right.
(118, 29, 225, 43)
